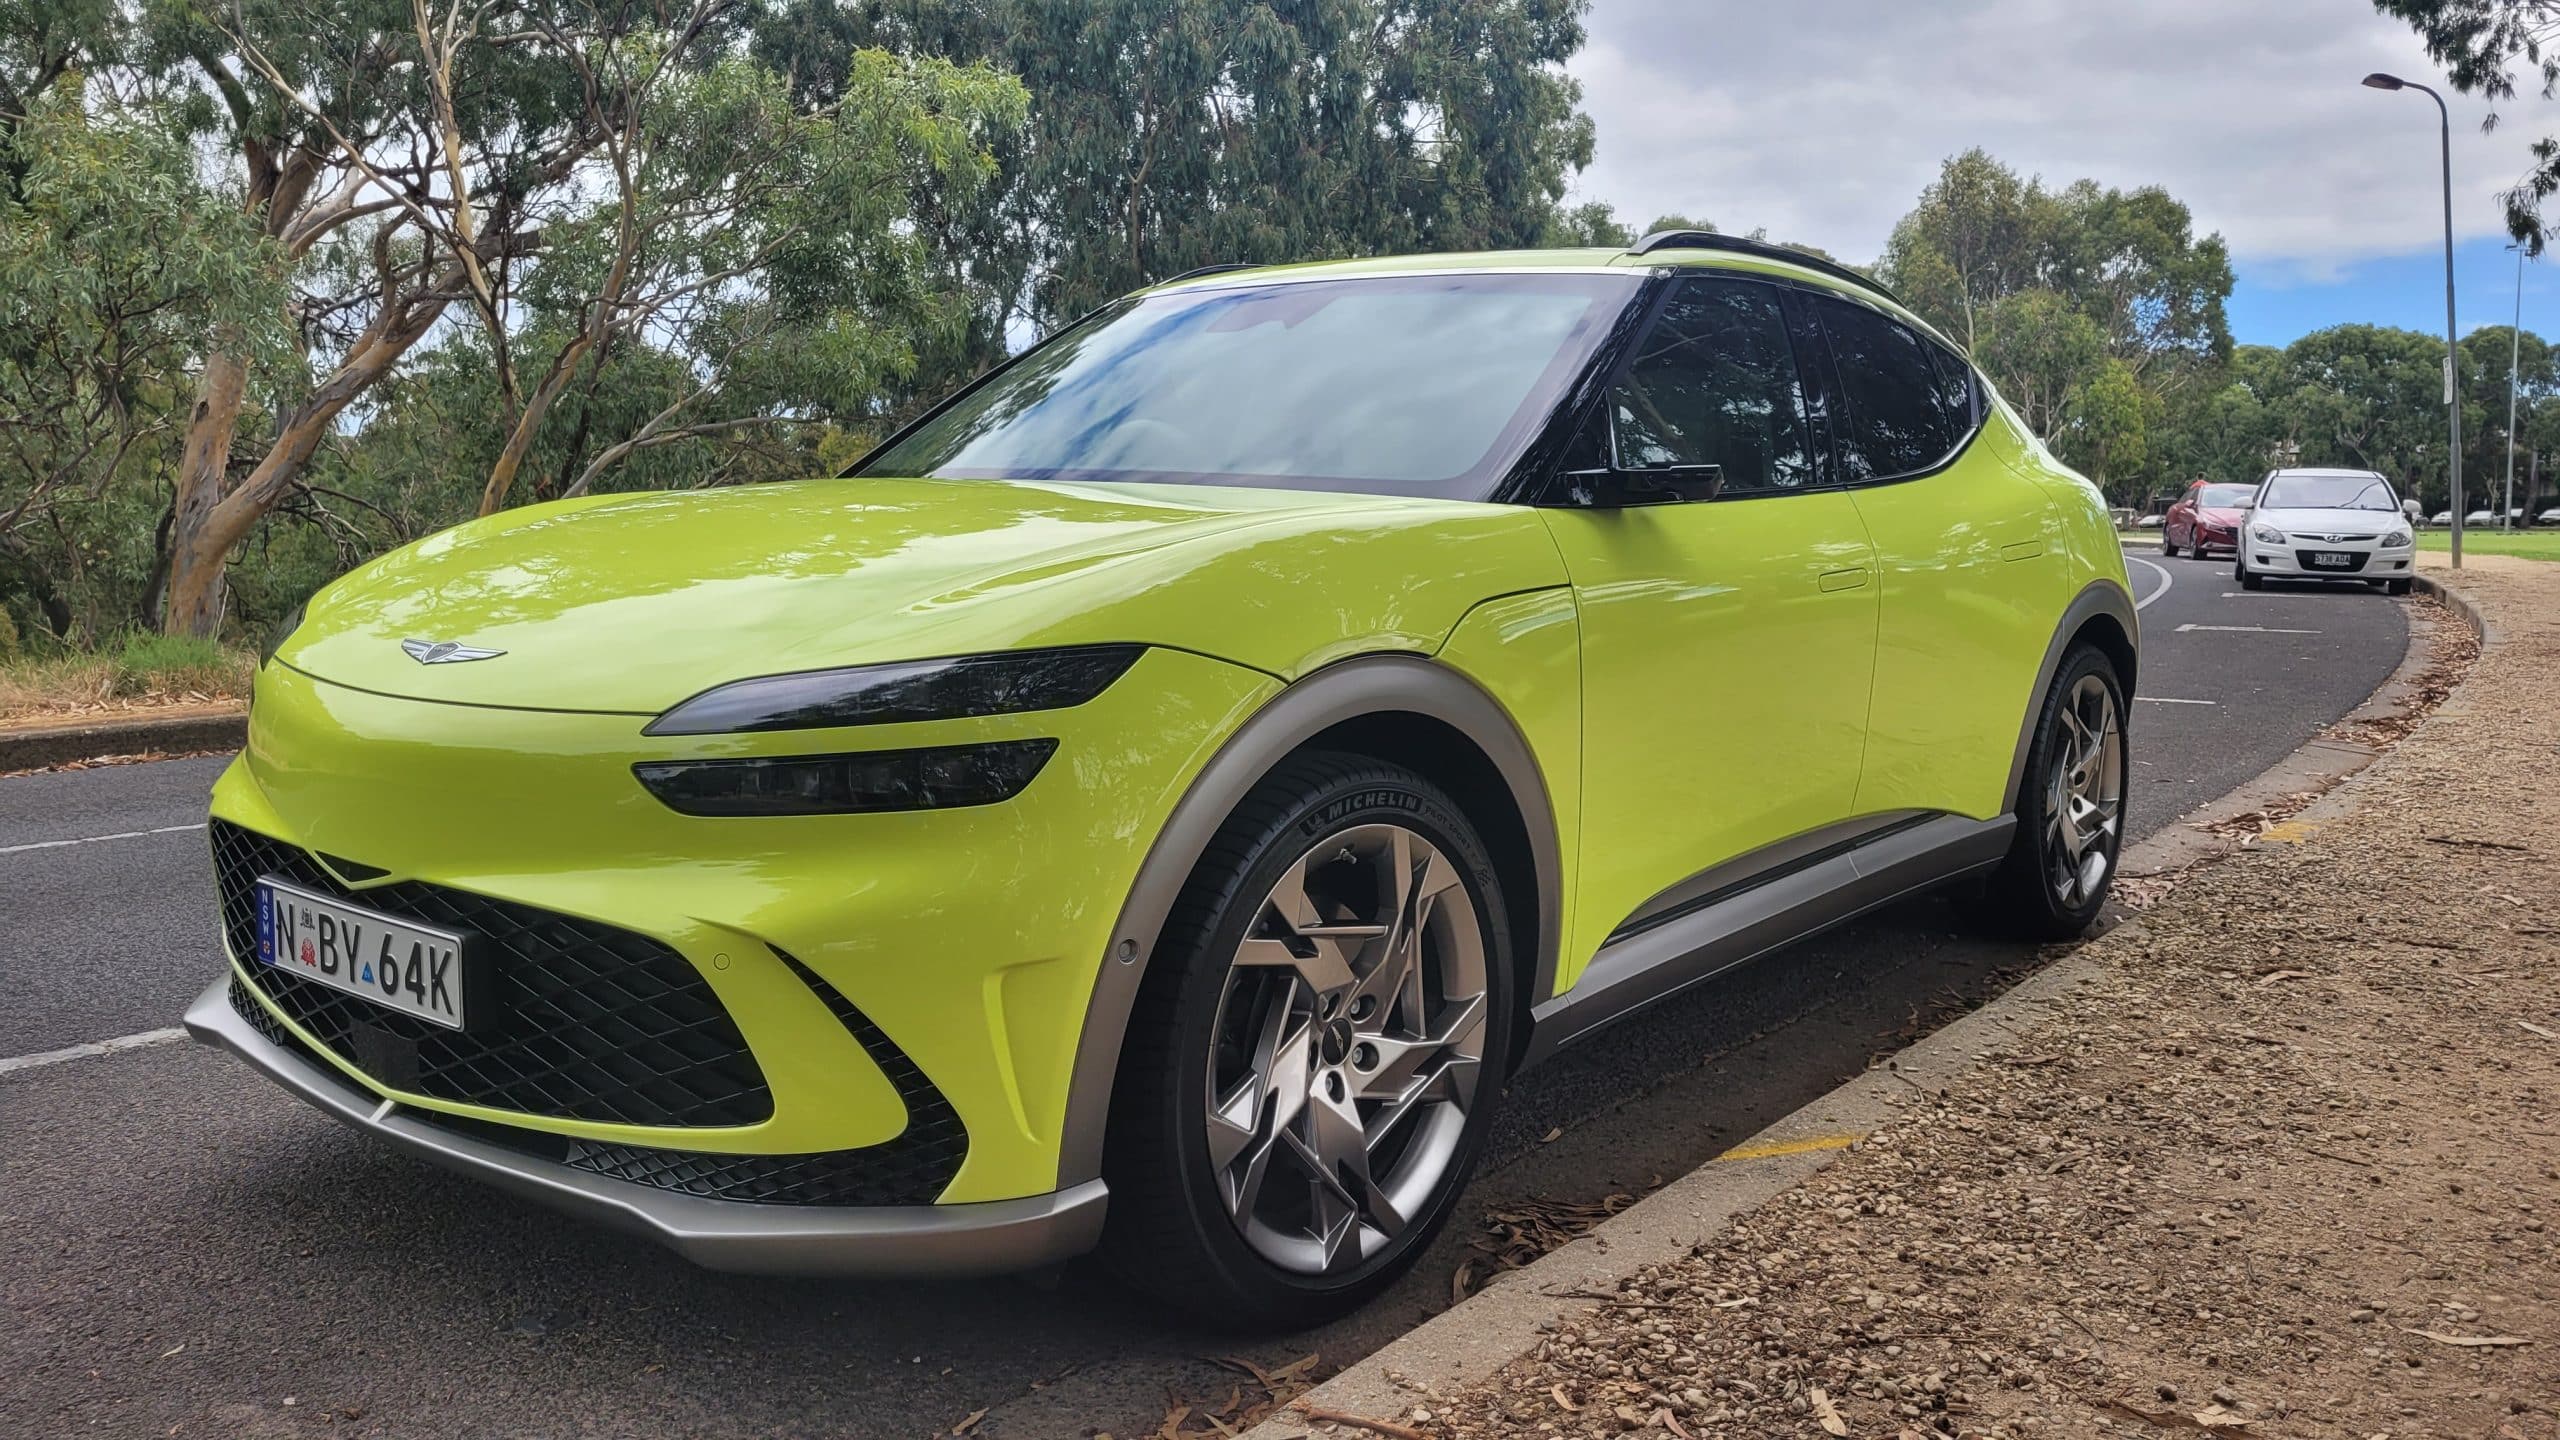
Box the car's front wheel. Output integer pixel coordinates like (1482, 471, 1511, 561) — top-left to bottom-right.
(1100, 753, 1513, 1328)
(2161, 527, 2179, 558)
(2235, 552, 2264, 591)
(1974, 645, 2128, 940)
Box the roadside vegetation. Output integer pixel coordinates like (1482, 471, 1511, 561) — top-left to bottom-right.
(0, 630, 254, 724)
(2417, 529, 2560, 561)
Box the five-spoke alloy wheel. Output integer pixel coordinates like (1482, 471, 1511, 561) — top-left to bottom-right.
(1102, 754, 1512, 1327)
(1977, 643, 2130, 940)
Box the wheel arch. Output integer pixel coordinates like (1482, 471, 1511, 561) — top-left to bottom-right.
(1056, 653, 1562, 1192)
(2001, 579, 2140, 813)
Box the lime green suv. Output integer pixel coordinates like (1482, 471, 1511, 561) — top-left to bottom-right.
(191, 233, 2135, 1326)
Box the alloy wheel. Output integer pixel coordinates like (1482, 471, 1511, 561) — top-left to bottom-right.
(2044, 673, 2124, 907)
(1203, 824, 1490, 1276)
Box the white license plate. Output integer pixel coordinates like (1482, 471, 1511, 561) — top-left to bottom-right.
(2308, 551, 2357, 568)
(255, 877, 467, 1029)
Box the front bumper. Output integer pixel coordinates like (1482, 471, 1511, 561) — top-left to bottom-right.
(2242, 538, 2415, 579)
(186, 976, 1107, 1275)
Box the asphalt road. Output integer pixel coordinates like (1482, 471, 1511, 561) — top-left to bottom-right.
(0, 551, 2407, 1440)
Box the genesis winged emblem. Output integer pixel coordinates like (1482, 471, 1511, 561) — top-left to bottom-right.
(401, 638, 506, 665)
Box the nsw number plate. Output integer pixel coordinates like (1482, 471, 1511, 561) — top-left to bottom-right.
(255, 877, 467, 1029)
(2308, 550, 2356, 569)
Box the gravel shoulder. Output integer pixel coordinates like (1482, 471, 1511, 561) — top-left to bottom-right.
(1299, 557, 2554, 1440)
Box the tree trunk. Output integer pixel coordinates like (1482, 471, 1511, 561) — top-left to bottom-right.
(161, 349, 251, 637)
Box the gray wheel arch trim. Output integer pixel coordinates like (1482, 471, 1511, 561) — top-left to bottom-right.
(1056, 652, 1563, 1191)
(2002, 577, 2140, 813)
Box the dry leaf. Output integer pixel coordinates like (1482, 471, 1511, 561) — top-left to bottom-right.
(1809, 1385, 1848, 1436)
(2400, 1327, 2531, 1347)
(1540, 1125, 1564, 1143)
(947, 1408, 987, 1436)
(1551, 1383, 1582, 1413)
(2101, 1398, 2253, 1431)
(1658, 1407, 1695, 1438)
(2256, 969, 2314, 986)
(2519, 1021, 2558, 1041)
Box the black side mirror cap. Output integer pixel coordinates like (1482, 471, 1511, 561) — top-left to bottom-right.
(1560, 464, 1727, 508)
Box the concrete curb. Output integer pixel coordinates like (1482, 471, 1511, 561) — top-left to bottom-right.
(0, 709, 246, 773)
(1243, 585, 2476, 1440)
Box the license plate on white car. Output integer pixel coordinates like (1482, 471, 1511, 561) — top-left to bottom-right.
(2307, 551, 2356, 569)
(255, 877, 468, 1029)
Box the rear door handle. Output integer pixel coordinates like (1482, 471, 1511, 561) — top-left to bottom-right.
(1818, 567, 1869, 593)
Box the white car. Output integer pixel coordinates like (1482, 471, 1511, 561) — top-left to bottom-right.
(2541, 507, 2560, 527)
(2429, 509, 2455, 526)
(2237, 468, 2417, 595)
(2466, 509, 2499, 526)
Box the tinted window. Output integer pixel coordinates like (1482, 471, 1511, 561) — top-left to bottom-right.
(1924, 341, 1977, 438)
(1811, 294, 1955, 481)
(859, 273, 1637, 500)
(1608, 278, 1813, 495)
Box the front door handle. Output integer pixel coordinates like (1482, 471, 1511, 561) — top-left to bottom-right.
(1818, 567, 1870, 593)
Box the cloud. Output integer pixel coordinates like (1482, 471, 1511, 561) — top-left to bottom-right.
(1568, 0, 2560, 268)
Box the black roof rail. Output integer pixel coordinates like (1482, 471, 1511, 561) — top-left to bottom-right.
(1627, 230, 1904, 307)
(1157, 263, 1256, 286)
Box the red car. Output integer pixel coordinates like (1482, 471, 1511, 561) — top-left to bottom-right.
(2162, 481, 2256, 558)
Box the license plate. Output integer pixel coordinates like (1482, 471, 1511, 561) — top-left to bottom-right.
(2308, 551, 2356, 568)
(255, 877, 467, 1029)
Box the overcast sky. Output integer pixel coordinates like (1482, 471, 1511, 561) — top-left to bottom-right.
(1567, 0, 2560, 344)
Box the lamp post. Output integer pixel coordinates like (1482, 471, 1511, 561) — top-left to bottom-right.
(2366, 71, 2463, 567)
(2507, 242, 2526, 532)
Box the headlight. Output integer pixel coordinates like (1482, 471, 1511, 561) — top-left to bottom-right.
(2250, 525, 2285, 545)
(260, 603, 307, 669)
(633, 739, 1057, 817)
(645, 645, 1143, 736)
(2383, 529, 2412, 547)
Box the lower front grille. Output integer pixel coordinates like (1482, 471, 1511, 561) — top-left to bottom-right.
(226, 972, 969, 1207)
(214, 820, 772, 1128)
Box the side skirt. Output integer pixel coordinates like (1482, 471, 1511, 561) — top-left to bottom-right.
(1519, 813, 2015, 1067)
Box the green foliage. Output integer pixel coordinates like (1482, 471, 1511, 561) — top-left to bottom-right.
(0, 85, 287, 642)
(1879, 149, 2233, 503)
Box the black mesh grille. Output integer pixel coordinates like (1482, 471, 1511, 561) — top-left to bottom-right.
(225, 959, 969, 1206)
(213, 820, 771, 1128)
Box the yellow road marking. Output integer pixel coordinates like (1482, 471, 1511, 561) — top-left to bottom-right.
(1714, 1133, 1863, 1163)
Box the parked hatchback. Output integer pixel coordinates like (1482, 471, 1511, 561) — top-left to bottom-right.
(2238, 468, 2416, 593)
(196, 235, 2138, 1326)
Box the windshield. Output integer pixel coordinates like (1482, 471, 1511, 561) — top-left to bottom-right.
(858, 273, 1638, 499)
(2261, 473, 2397, 512)
(2198, 484, 2255, 508)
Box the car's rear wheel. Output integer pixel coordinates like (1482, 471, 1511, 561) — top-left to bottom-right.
(1974, 645, 2127, 940)
(1100, 753, 1512, 1328)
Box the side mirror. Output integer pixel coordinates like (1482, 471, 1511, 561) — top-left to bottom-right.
(1562, 464, 1727, 508)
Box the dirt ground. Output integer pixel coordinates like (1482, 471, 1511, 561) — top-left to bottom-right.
(1404, 557, 2557, 1440)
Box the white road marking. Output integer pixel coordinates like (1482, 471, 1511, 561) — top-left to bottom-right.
(0, 821, 205, 858)
(0, 1027, 188, 1077)
(2175, 623, 2321, 635)
(2126, 555, 2173, 611)
(2137, 696, 2218, 705)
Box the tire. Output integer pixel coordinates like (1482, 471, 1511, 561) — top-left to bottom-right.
(1973, 645, 2128, 941)
(2236, 553, 2263, 591)
(2160, 529, 2178, 559)
(1099, 752, 1515, 1328)
(2387, 578, 2413, 597)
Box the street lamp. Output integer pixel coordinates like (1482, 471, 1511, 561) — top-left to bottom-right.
(2366, 70, 2464, 568)
(2507, 242, 2526, 533)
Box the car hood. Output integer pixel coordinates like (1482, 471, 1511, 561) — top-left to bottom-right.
(2196, 507, 2245, 527)
(2252, 507, 2403, 536)
(280, 476, 1565, 714)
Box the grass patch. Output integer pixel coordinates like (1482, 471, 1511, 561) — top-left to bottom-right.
(2414, 529, 2560, 562)
(0, 632, 256, 722)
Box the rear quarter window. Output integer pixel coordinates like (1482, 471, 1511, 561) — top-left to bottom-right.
(1809, 293, 1962, 482)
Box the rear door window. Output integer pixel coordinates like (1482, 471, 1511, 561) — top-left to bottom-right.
(1608, 277, 1815, 496)
(1808, 293, 1960, 482)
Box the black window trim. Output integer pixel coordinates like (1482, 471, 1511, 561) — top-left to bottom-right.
(1517, 271, 1837, 508)
(1787, 284, 1989, 490)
